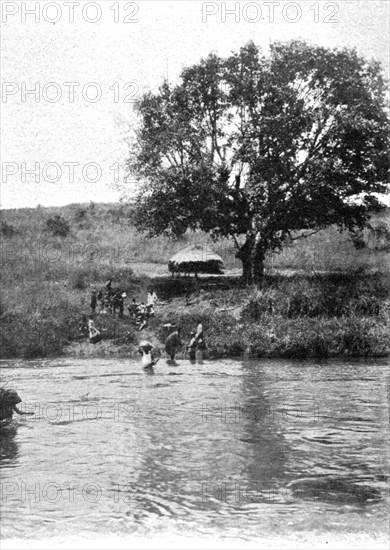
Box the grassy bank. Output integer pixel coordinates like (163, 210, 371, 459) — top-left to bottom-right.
(149, 272, 390, 359)
(1, 203, 389, 359)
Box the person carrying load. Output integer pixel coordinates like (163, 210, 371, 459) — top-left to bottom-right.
(138, 340, 159, 369)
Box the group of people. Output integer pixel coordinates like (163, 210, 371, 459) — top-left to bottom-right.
(79, 281, 160, 343)
(128, 289, 158, 330)
(90, 279, 127, 317)
(78, 315, 102, 344)
(138, 320, 206, 369)
(165, 321, 205, 361)
(79, 278, 207, 366)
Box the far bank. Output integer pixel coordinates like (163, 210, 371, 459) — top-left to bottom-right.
(2, 271, 388, 361)
(1, 203, 389, 361)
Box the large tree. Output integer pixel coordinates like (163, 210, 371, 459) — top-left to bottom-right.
(127, 41, 389, 284)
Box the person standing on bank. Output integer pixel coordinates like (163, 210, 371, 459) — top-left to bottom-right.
(147, 288, 158, 307)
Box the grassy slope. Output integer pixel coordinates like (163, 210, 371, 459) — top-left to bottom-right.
(1, 203, 389, 359)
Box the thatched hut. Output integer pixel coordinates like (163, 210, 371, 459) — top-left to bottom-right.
(168, 245, 224, 276)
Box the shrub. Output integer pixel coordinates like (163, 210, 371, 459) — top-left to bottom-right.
(371, 223, 390, 251)
(74, 207, 88, 221)
(350, 230, 365, 250)
(74, 207, 90, 228)
(45, 215, 70, 237)
(1, 220, 18, 237)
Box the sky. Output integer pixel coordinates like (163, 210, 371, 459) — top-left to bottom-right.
(1, 0, 389, 209)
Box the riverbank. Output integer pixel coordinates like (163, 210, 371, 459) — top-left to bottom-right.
(60, 271, 390, 360)
(1, 263, 389, 360)
(1, 203, 389, 360)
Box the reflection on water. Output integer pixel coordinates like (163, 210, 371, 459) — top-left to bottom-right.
(0, 424, 19, 463)
(0, 357, 389, 543)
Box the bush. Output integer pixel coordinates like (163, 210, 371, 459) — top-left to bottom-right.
(45, 215, 70, 237)
(240, 272, 389, 320)
(74, 207, 88, 221)
(371, 223, 390, 251)
(74, 207, 90, 228)
(350, 230, 365, 250)
(1, 220, 18, 237)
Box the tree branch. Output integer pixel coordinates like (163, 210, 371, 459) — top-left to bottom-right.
(289, 228, 324, 241)
(232, 234, 241, 250)
(296, 113, 334, 181)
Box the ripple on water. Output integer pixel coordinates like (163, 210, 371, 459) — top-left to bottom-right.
(0, 357, 389, 541)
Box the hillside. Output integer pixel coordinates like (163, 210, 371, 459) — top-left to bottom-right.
(2, 202, 390, 273)
(1, 203, 389, 359)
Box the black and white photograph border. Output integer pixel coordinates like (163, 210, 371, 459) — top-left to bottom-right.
(1, 1, 389, 549)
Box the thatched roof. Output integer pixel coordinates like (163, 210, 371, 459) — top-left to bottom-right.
(170, 245, 223, 264)
(168, 245, 224, 274)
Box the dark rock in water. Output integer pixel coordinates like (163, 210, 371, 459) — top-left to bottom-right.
(0, 388, 22, 421)
(286, 477, 381, 504)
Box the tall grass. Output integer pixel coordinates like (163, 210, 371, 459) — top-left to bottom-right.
(2, 202, 390, 272)
(0, 205, 149, 357)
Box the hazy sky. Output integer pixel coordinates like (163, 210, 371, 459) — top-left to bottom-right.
(1, 0, 389, 209)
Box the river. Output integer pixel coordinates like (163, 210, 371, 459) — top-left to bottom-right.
(0, 358, 389, 547)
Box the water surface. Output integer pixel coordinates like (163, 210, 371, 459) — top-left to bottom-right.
(1, 358, 389, 545)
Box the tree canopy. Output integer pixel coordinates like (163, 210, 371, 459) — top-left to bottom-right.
(127, 40, 390, 283)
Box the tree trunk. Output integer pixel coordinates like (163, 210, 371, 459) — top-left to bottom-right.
(236, 234, 266, 285)
(251, 244, 265, 285)
(236, 236, 254, 285)
(241, 253, 252, 285)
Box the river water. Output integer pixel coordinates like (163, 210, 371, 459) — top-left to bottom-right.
(0, 358, 389, 547)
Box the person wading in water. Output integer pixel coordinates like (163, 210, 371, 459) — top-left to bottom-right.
(187, 332, 197, 361)
(165, 328, 182, 361)
(138, 341, 159, 369)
